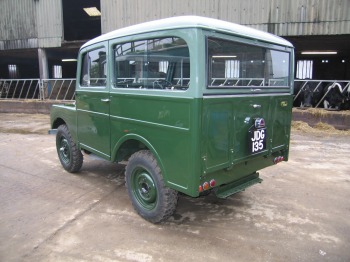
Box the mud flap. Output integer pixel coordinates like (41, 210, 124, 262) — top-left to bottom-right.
(214, 172, 263, 199)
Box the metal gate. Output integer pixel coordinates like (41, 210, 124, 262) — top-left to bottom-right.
(1, 78, 350, 109)
(0, 79, 76, 100)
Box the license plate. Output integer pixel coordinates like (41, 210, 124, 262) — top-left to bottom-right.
(248, 128, 266, 154)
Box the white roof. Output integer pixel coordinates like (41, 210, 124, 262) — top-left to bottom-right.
(82, 16, 293, 49)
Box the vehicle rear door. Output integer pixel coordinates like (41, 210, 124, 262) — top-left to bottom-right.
(202, 36, 293, 172)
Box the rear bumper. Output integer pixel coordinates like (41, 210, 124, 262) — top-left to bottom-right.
(214, 172, 263, 198)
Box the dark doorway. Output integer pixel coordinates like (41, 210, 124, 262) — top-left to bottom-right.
(285, 35, 350, 80)
(62, 0, 101, 41)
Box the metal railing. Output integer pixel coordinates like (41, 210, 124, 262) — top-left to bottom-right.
(1, 78, 350, 109)
(0, 79, 41, 100)
(43, 79, 76, 100)
(0, 78, 76, 100)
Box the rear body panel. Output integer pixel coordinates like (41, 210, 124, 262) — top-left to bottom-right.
(50, 104, 78, 140)
(202, 94, 292, 172)
(200, 94, 292, 193)
(108, 92, 198, 193)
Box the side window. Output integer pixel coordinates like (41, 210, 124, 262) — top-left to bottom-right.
(114, 37, 190, 90)
(80, 47, 107, 87)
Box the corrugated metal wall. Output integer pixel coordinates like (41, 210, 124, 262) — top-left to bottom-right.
(0, 0, 62, 50)
(0, 0, 349, 50)
(36, 0, 63, 48)
(0, 0, 37, 49)
(101, 0, 350, 36)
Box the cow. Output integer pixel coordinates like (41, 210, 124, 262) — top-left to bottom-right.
(293, 81, 324, 108)
(341, 84, 350, 110)
(0, 81, 9, 98)
(320, 82, 349, 110)
(293, 81, 312, 107)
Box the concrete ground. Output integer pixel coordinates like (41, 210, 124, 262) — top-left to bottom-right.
(0, 113, 349, 262)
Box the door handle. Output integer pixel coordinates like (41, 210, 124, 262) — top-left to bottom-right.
(101, 98, 110, 102)
(250, 104, 261, 108)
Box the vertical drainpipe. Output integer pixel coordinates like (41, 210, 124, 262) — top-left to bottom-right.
(38, 48, 49, 99)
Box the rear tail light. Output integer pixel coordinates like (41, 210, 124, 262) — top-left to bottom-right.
(199, 179, 217, 193)
(203, 182, 210, 191)
(209, 179, 216, 187)
(199, 185, 203, 193)
(273, 156, 284, 164)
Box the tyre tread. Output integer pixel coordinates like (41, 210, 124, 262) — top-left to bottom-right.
(126, 150, 178, 223)
(56, 124, 83, 173)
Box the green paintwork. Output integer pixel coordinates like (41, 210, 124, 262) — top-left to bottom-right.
(202, 95, 292, 173)
(76, 90, 111, 158)
(50, 104, 78, 141)
(51, 16, 294, 199)
(109, 93, 196, 193)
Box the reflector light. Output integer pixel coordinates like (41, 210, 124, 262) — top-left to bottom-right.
(203, 182, 210, 191)
(209, 179, 216, 188)
(199, 185, 203, 192)
(273, 156, 285, 164)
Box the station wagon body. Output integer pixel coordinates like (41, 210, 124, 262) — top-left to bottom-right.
(51, 16, 294, 223)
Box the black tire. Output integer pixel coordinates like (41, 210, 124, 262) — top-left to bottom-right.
(125, 150, 178, 223)
(56, 124, 83, 173)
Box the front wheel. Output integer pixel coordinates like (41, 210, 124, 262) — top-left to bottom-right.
(125, 150, 178, 223)
(56, 124, 83, 173)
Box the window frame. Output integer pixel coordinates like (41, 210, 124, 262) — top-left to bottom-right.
(79, 45, 108, 89)
(112, 36, 191, 92)
(206, 36, 292, 92)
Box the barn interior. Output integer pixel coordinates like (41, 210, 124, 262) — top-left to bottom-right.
(285, 35, 350, 80)
(0, 0, 349, 81)
(0, 0, 101, 79)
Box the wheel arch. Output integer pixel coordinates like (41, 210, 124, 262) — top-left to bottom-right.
(52, 117, 66, 129)
(50, 104, 78, 142)
(112, 134, 168, 180)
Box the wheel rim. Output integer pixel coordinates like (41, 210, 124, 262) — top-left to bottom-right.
(58, 137, 71, 165)
(131, 168, 157, 210)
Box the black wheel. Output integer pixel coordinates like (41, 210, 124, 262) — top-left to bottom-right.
(125, 150, 178, 223)
(56, 124, 83, 173)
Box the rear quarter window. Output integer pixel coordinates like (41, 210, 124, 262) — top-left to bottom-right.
(114, 37, 190, 91)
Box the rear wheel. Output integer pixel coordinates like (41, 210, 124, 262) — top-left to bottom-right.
(56, 124, 83, 173)
(125, 150, 178, 223)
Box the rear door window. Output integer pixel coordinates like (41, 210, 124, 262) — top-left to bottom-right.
(207, 37, 290, 89)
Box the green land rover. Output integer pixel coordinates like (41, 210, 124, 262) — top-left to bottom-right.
(50, 16, 294, 223)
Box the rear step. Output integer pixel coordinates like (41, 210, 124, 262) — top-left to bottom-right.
(214, 172, 263, 199)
